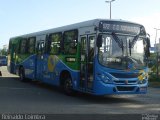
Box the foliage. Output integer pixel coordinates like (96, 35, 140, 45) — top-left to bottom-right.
(0, 48, 7, 56)
(148, 53, 160, 82)
(149, 73, 160, 82)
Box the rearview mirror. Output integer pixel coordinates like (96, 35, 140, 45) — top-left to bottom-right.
(145, 37, 150, 57)
(97, 35, 102, 47)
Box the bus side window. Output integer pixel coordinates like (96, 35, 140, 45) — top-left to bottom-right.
(40, 42, 45, 54)
(89, 36, 95, 62)
(20, 38, 27, 54)
(37, 41, 44, 55)
(37, 43, 40, 55)
(15, 39, 21, 54)
(63, 30, 78, 54)
(49, 32, 62, 55)
(28, 37, 36, 54)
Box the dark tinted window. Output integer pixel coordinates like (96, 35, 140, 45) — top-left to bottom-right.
(20, 39, 27, 54)
(63, 30, 78, 54)
(49, 33, 62, 54)
(28, 37, 36, 54)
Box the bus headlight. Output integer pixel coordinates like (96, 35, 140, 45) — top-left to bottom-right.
(138, 76, 147, 84)
(99, 74, 113, 84)
(138, 71, 148, 84)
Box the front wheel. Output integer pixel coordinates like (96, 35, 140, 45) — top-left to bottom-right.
(19, 67, 26, 82)
(63, 77, 74, 95)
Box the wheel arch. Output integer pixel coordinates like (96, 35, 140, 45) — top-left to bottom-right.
(59, 70, 72, 86)
(18, 65, 24, 75)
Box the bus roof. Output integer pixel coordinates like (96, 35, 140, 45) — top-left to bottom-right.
(10, 19, 143, 39)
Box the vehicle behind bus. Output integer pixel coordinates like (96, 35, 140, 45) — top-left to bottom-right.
(7, 19, 150, 95)
(0, 56, 7, 66)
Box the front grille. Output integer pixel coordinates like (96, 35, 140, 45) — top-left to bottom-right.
(114, 80, 137, 85)
(110, 72, 139, 78)
(116, 86, 135, 91)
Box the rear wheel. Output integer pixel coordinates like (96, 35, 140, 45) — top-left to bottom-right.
(63, 77, 74, 95)
(19, 67, 26, 82)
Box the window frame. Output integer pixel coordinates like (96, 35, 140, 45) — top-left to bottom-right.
(48, 32, 62, 55)
(37, 40, 45, 55)
(27, 37, 36, 54)
(20, 38, 27, 54)
(63, 29, 78, 55)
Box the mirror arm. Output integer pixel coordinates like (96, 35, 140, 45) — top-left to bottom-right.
(97, 35, 102, 47)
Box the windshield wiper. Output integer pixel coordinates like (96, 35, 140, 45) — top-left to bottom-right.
(129, 34, 140, 56)
(130, 35, 139, 48)
(129, 39, 131, 56)
(112, 32, 123, 48)
(112, 32, 124, 55)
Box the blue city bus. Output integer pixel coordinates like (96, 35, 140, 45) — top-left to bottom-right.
(8, 19, 150, 95)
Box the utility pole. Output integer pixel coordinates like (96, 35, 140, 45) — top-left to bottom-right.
(105, 0, 115, 19)
(154, 28, 160, 78)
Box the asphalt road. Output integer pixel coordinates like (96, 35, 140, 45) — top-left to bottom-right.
(0, 66, 160, 115)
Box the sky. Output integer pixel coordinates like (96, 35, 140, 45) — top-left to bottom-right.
(1, 0, 160, 49)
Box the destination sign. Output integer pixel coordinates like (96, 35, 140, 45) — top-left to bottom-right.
(99, 21, 144, 35)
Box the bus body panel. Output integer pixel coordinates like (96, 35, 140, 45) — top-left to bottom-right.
(93, 55, 148, 95)
(7, 19, 149, 95)
(21, 54, 36, 80)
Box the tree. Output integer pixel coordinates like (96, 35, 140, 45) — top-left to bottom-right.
(0, 48, 7, 56)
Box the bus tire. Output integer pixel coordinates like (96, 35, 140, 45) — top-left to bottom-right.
(63, 77, 74, 95)
(19, 67, 26, 82)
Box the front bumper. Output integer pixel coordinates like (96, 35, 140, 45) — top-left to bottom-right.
(93, 80, 148, 95)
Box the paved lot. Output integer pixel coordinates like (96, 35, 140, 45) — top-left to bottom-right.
(0, 66, 160, 114)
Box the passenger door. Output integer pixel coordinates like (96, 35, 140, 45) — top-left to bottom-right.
(36, 35, 46, 80)
(80, 35, 95, 91)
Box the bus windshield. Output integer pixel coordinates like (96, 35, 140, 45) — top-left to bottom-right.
(98, 34, 146, 70)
